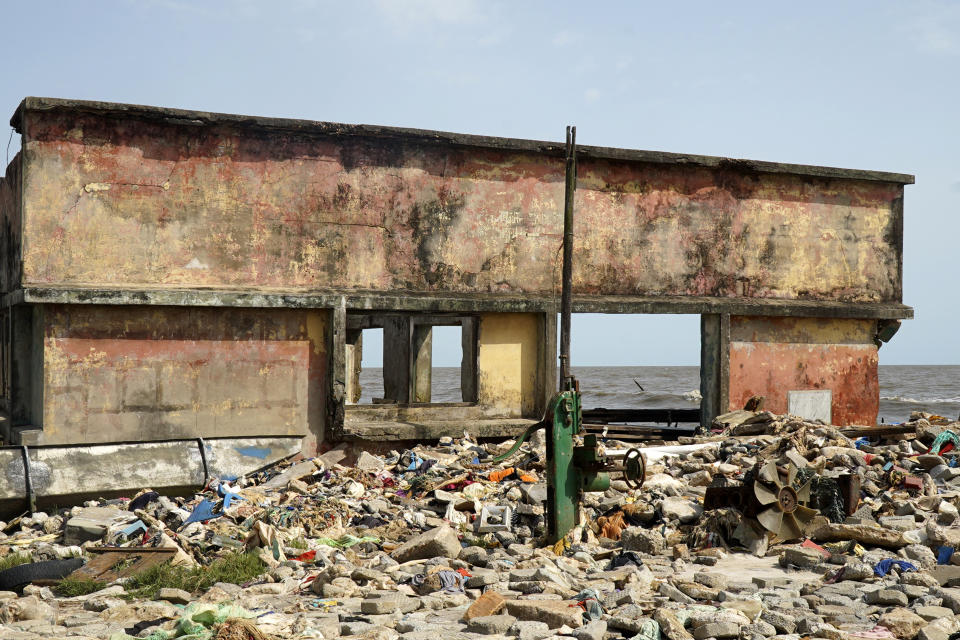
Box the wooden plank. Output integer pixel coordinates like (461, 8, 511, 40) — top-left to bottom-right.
(66, 547, 175, 583)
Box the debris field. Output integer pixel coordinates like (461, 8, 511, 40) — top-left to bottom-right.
(3, 410, 960, 640)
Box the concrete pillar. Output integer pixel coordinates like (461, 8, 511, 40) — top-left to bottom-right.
(699, 313, 729, 427)
(382, 316, 411, 403)
(324, 299, 346, 449)
(411, 324, 433, 403)
(10, 305, 42, 434)
(535, 311, 558, 415)
(345, 329, 363, 404)
(461, 318, 478, 403)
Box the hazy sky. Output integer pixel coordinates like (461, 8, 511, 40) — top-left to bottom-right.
(2, 1, 958, 366)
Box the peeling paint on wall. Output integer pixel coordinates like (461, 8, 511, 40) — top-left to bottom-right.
(16, 110, 904, 304)
(728, 316, 879, 426)
(38, 305, 328, 445)
(477, 313, 538, 417)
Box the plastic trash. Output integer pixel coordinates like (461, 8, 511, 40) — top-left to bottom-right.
(873, 558, 918, 577)
(180, 499, 221, 528)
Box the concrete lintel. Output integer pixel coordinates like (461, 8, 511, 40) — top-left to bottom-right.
(14, 287, 914, 319)
(347, 312, 468, 330)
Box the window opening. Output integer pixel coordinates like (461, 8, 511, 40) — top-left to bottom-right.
(348, 314, 477, 405)
(565, 313, 701, 440)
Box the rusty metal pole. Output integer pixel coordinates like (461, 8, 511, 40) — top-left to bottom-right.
(559, 126, 577, 391)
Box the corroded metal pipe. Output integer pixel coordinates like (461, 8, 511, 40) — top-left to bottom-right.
(559, 125, 577, 390)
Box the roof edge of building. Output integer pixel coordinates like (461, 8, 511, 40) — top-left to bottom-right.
(12, 97, 915, 185)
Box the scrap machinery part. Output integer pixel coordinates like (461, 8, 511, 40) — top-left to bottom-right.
(704, 460, 834, 542)
(752, 461, 819, 541)
(622, 448, 646, 490)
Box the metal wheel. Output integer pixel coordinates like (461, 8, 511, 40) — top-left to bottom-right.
(622, 448, 646, 489)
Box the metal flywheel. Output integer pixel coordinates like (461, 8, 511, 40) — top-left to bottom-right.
(752, 461, 818, 541)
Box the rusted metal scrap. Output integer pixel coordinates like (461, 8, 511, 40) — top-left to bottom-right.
(705, 461, 860, 542)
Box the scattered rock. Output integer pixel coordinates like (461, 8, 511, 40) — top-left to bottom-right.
(391, 525, 461, 562)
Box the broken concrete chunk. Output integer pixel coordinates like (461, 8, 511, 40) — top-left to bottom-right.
(810, 522, 908, 548)
(157, 588, 191, 604)
(467, 614, 517, 635)
(505, 599, 583, 629)
(391, 525, 461, 562)
(654, 609, 694, 640)
(462, 590, 506, 621)
(878, 608, 927, 640)
(63, 507, 137, 545)
(360, 593, 419, 614)
(659, 496, 703, 524)
(261, 459, 321, 489)
(621, 527, 666, 555)
(692, 621, 741, 639)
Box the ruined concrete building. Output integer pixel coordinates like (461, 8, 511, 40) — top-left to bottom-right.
(0, 98, 913, 453)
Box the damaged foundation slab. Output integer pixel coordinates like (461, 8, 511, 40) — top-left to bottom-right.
(0, 436, 301, 517)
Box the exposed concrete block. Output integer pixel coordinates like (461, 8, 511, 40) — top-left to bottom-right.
(64, 507, 137, 545)
(391, 525, 461, 563)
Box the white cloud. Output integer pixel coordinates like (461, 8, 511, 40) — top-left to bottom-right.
(905, 1, 960, 54)
(584, 88, 601, 103)
(374, 0, 484, 30)
(130, 0, 213, 16)
(552, 30, 580, 47)
(294, 27, 317, 44)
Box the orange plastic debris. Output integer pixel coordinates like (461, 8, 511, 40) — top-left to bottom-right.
(489, 468, 515, 482)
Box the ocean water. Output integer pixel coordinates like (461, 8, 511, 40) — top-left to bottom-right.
(358, 365, 960, 425)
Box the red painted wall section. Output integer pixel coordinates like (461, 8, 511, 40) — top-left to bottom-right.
(39, 305, 328, 450)
(727, 317, 879, 426)
(17, 109, 904, 304)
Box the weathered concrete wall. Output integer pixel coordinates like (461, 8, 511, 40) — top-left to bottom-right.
(477, 313, 539, 417)
(35, 305, 327, 449)
(1, 99, 914, 443)
(0, 436, 302, 516)
(727, 316, 878, 426)
(14, 100, 907, 305)
(0, 152, 22, 295)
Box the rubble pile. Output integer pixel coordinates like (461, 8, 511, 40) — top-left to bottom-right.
(3, 411, 960, 639)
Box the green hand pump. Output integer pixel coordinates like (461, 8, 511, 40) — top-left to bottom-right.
(493, 126, 646, 544)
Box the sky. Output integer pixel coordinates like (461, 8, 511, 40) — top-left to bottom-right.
(2, 1, 958, 366)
